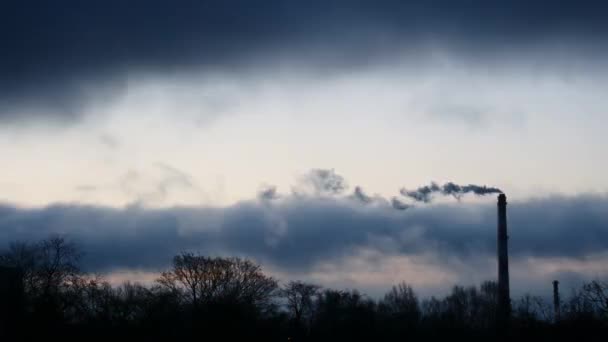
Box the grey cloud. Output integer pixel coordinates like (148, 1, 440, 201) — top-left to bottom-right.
(1, 194, 607, 276)
(351, 186, 373, 204)
(390, 197, 411, 211)
(427, 104, 487, 126)
(2, 0, 608, 122)
(258, 185, 279, 201)
(296, 168, 348, 196)
(349, 186, 402, 210)
(118, 164, 202, 206)
(99, 134, 120, 150)
(154, 163, 195, 190)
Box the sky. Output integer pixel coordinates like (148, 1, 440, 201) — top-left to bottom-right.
(1, 0, 608, 298)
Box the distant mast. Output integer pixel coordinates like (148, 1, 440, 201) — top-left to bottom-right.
(553, 280, 561, 322)
(497, 194, 511, 327)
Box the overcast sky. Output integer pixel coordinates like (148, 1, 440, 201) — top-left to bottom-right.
(1, 0, 607, 298)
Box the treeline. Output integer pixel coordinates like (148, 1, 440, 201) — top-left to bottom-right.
(0, 237, 607, 341)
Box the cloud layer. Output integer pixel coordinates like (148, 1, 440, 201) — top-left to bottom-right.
(1, 192, 607, 295)
(2, 0, 608, 120)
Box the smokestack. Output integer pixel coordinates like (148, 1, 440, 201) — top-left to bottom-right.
(497, 194, 511, 325)
(553, 280, 561, 322)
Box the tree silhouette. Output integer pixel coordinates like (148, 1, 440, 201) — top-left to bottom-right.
(2, 236, 608, 340)
(157, 253, 277, 308)
(281, 280, 321, 336)
(379, 282, 421, 322)
(581, 280, 608, 318)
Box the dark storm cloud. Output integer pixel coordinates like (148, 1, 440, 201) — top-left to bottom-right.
(2, 0, 608, 121)
(1, 194, 607, 273)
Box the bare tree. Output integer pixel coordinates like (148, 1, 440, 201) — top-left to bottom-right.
(157, 254, 278, 308)
(478, 280, 498, 328)
(220, 257, 278, 308)
(1, 237, 81, 297)
(112, 281, 155, 322)
(419, 281, 499, 329)
(515, 294, 552, 322)
(421, 296, 444, 319)
(1, 241, 36, 294)
(62, 274, 113, 323)
(280, 281, 321, 327)
(158, 252, 207, 306)
(581, 280, 608, 317)
(379, 282, 421, 323)
(36, 236, 81, 297)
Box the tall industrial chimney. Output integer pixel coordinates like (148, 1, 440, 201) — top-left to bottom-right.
(497, 194, 511, 325)
(553, 280, 561, 322)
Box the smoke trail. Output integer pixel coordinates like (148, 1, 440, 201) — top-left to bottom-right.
(400, 182, 440, 203)
(401, 182, 502, 202)
(351, 186, 411, 211)
(391, 197, 410, 210)
(297, 168, 348, 196)
(282, 168, 500, 210)
(442, 182, 502, 199)
(258, 185, 279, 201)
(351, 186, 373, 204)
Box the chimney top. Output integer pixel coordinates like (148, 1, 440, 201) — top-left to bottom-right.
(498, 193, 507, 203)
